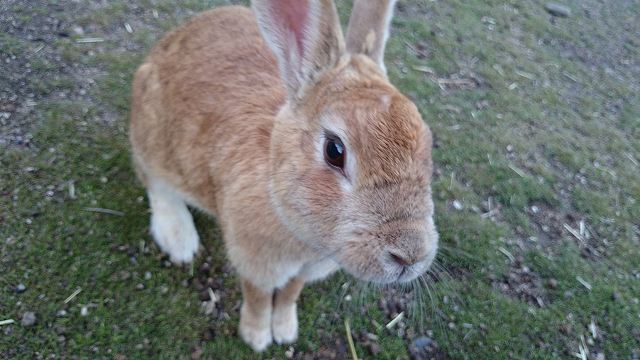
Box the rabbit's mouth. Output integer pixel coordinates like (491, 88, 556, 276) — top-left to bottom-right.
(335, 238, 437, 285)
(392, 249, 436, 283)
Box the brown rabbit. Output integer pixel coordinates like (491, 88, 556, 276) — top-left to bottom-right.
(129, 0, 438, 351)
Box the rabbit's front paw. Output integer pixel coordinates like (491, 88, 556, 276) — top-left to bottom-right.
(272, 304, 298, 344)
(150, 206, 199, 264)
(239, 319, 272, 352)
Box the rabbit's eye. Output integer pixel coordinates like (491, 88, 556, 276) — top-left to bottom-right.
(324, 136, 345, 170)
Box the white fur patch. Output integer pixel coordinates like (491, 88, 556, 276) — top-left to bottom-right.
(272, 303, 298, 344)
(239, 302, 273, 352)
(148, 179, 200, 264)
(299, 257, 340, 282)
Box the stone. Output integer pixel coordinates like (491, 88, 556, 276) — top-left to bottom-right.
(21, 312, 36, 327)
(411, 336, 432, 349)
(545, 3, 571, 17)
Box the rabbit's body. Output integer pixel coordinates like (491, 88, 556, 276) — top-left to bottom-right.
(130, 6, 330, 291)
(130, 0, 438, 352)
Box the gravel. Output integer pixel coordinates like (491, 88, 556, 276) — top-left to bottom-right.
(21, 312, 36, 327)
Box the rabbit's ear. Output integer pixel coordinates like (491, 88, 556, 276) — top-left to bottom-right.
(345, 0, 397, 74)
(253, 0, 345, 100)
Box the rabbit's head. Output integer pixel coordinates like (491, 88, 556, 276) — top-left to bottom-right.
(255, 0, 437, 284)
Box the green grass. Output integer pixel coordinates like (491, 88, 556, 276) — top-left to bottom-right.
(1, 0, 639, 358)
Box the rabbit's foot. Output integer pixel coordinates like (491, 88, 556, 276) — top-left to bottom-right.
(149, 182, 200, 264)
(272, 303, 298, 344)
(240, 305, 273, 351)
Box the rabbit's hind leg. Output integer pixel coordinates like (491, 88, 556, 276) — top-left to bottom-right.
(146, 177, 200, 264)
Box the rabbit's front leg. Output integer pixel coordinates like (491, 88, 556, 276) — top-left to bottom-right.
(272, 277, 304, 344)
(239, 279, 273, 351)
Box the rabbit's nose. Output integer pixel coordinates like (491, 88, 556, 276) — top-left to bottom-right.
(388, 250, 427, 267)
(389, 251, 411, 266)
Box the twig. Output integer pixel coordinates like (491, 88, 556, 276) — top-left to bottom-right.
(412, 65, 435, 75)
(0, 319, 15, 326)
(481, 208, 500, 219)
(564, 224, 584, 243)
(64, 288, 82, 304)
(508, 164, 526, 178)
(403, 40, 429, 58)
(437, 78, 476, 87)
(563, 72, 579, 83)
(385, 311, 404, 329)
(589, 318, 597, 339)
(442, 104, 461, 114)
(573, 334, 588, 360)
(68, 181, 76, 199)
(576, 276, 592, 291)
(76, 37, 105, 43)
(344, 318, 359, 360)
(515, 70, 535, 80)
(84, 207, 124, 216)
(32, 44, 45, 54)
(498, 247, 515, 262)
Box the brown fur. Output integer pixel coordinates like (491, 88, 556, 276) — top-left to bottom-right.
(346, 0, 397, 71)
(130, 1, 437, 352)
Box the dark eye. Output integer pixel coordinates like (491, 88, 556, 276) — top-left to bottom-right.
(324, 136, 345, 169)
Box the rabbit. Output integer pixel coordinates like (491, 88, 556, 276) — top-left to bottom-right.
(129, 0, 438, 352)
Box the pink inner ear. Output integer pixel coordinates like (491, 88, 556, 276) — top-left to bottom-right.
(276, 0, 309, 58)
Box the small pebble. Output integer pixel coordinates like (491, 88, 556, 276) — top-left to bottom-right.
(80, 306, 89, 316)
(453, 200, 464, 210)
(144, 271, 152, 280)
(202, 328, 215, 341)
(285, 346, 294, 359)
(56, 310, 67, 317)
(544, 3, 571, 17)
(366, 332, 378, 341)
(21, 312, 36, 327)
(199, 290, 211, 301)
(412, 336, 432, 349)
(190, 346, 203, 360)
(612, 291, 621, 302)
(367, 342, 381, 355)
(136, 283, 145, 290)
(15, 283, 26, 293)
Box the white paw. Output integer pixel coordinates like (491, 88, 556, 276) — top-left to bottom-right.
(150, 209, 199, 264)
(272, 304, 298, 344)
(240, 318, 273, 352)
